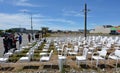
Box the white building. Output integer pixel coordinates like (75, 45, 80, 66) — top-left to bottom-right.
(90, 25, 112, 34)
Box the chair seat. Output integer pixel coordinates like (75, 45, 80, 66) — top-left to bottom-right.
(58, 55, 66, 60)
(4, 52, 13, 57)
(0, 58, 8, 62)
(109, 56, 120, 60)
(42, 49, 48, 52)
(92, 56, 104, 60)
(19, 57, 30, 62)
(69, 52, 77, 55)
(76, 56, 86, 60)
(40, 56, 49, 61)
(15, 50, 22, 53)
(40, 52, 48, 56)
(22, 46, 29, 49)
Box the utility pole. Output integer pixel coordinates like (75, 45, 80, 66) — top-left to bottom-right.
(30, 14, 34, 40)
(23, 11, 34, 40)
(84, 3, 90, 39)
(84, 3, 87, 38)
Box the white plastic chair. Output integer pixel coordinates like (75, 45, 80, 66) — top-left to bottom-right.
(40, 50, 53, 62)
(68, 45, 79, 56)
(76, 48, 88, 67)
(108, 50, 120, 69)
(91, 50, 107, 67)
(19, 49, 34, 62)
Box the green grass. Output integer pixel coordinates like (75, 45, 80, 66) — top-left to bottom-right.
(32, 41, 46, 61)
(8, 43, 36, 62)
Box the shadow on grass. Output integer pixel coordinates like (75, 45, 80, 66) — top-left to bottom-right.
(23, 65, 39, 70)
(0, 67, 14, 71)
(43, 65, 59, 69)
(98, 64, 114, 69)
(71, 57, 76, 61)
(113, 63, 120, 68)
(80, 64, 90, 69)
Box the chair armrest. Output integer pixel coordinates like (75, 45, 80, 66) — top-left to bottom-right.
(109, 52, 114, 56)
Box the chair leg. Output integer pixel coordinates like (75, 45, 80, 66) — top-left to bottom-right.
(96, 59, 99, 67)
(104, 60, 106, 67)
(86, 60, 87, 67)
(116, 59, 118, 71)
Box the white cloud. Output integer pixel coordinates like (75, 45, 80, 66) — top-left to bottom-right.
(12, 0, 41, 7)
(0, 13, 30, 29)
(19, 9, 30, 12)
(62, 9, 84, 17)
(39, 18, 76, 25)
(0, 13, 77, 30)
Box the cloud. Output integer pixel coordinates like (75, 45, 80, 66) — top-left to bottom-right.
(0, 13, 77, 30)
(39, 18, 76, 25)
(19, 9, 30, 13)
(62, 9, 84, 17)
(12, 0, 43, 7)
(0, 13, 30, 29)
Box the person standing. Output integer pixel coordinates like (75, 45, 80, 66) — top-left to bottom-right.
(28, 33, 31, 42)
(18, 33, 22, 47)
(3, 35, 9, 55)
(12, 35, 18, 52)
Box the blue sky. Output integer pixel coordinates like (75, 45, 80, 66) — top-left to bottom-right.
(0, 0, 120, 31)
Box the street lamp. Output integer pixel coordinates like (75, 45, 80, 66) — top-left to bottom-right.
(24, 11, 34, 40)
(30, 14, 34, 40)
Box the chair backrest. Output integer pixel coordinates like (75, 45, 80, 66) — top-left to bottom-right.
(74, 46, 79, 52)
(99, 50, 107, 57)
(83, 48, 88, 57)
(115, 50, 120, 57)
(49, 50, 53, 57)
(28, 49, 34, 58)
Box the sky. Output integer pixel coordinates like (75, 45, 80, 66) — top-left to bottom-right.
(0, 0, 120, 31)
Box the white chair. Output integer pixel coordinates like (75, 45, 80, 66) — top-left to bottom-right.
(0, 57, 8, 63)
(76, 48, 88, 67)
(57, 44, 64, 52)
(108, 50, 120, 69)
(19, 50, 34, 62)
(91, 50, 107, 67)
(4, 52, 13, 57)
(40, 50, 53, 62)
(68, 46, 79, 56)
